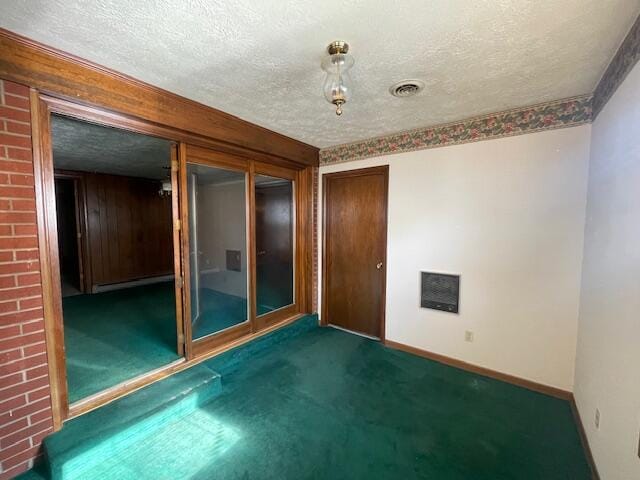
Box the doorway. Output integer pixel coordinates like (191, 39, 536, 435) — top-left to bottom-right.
(50, 114, 184, 405)
(54, 177, 83, 297)
(322, 166, 389, 339)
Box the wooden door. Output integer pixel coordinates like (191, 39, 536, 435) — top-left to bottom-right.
(322, 166, 388, 339)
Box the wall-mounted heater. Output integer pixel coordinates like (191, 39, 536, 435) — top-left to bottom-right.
(420, 272, 460, 313)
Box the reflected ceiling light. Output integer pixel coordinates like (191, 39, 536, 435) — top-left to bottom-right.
(321, 41, 354, 116)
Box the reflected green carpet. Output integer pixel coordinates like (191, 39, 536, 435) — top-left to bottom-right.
(63, 282, 180, 403)
(40, 324, 591, 479)
(192, 288, 247, 339)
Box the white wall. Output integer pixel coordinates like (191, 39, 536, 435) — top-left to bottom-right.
(319, 125, 591, 391)
(574, 62, 640, 480)
(197, 181, 247, 298)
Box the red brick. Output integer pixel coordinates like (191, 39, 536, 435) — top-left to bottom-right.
(0, 353, 46, 377)
(0, 349, 21, 364)
(17, 273, 41, 287)
(0, 288, 42, 305)
(0, 161, 32, 175)
(9, 174, 34, 187)
(5, 121, 31, 137)
(13, 225, 36, 236)
(0, 262, 38, 275)
(29, 427, 51, 448)
(0, 211, 36, 223)
(0, 438, 29, 462)
(0, 301, 17, 314)
(0, 417, 28, 439)
(0, 394, 26, 415)
(0, 173, 8, 185)
(5, 147, 32, 162)
(2, 446, 40, 471)
(0, 236, 38, 249)
(0, 331, 44, 352)
(10, 398, 51, 422)
(0, 133, 31, 150)
(0, 200, 10, 211)
(0, 372, 23, 389)
(0, 276, 16, 289)
(0, 186, 35, 200)
(2, 82, 29, 97)
(24, 365, 47, 381)
(0, 376, 49, 404)
(18, 298, 42, 310)
(0, 461, 31, 480)
(3, 94, 30, 111)
(26, 386, 50, 403)
(0, 324, 20, 338)
(20, 319, 44, 334)
(21, 342, 45, 357)
(0, 419, 50, 450)
(28, 409, 51, 425)
(0, 311, 43, 329)
(0, 252, 12, 262)
(0, 107, 31, 125)
(13, 251, 38, 262)
(0, 225, 12, 236)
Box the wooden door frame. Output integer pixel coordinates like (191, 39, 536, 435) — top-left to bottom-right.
(179, 145, 254, 358)
(31, 92, 190, 425)
(31, 91, 315, 426)
(321, 165, 389, 341)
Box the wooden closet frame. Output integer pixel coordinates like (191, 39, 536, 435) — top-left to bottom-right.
(31, 93, 315, 428)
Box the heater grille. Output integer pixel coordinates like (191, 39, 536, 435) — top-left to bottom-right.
(420, 272, 460, 313)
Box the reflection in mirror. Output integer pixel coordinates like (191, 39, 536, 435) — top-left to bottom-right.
(255, 175, 294, 315)
(187, 163, 248, 339)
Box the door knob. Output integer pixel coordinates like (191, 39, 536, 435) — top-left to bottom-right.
(376, 262, 383, 270)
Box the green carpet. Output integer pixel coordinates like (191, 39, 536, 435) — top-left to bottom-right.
(62, 282, 180, 403)
(38, 317, 592, 479)
(192, 288, 248, 339)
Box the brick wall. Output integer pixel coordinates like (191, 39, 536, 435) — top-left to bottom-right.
(0, 80, 54, 480)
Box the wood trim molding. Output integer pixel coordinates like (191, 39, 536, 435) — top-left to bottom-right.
(0, 28, 318, 167)
(569, 395, 600, 480)
(384, 339, 572, 400)
(30, 90, 69, 429)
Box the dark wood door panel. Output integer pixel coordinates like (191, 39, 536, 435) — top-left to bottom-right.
(323, 166, 388, 339)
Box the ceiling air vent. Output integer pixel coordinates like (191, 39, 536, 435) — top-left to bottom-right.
(389, 79, 425, 98)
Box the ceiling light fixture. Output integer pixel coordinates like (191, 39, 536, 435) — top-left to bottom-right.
(321, 41, 354, 116)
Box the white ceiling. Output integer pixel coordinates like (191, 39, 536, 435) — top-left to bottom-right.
(3, 1, 639, 148)
(52, 115, 171, 179)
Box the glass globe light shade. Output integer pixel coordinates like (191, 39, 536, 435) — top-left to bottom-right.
(321, 52, 354, 115)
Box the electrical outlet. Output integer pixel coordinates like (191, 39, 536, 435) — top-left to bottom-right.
(594, 408, 600, 429)
(464, 331, 474, 342)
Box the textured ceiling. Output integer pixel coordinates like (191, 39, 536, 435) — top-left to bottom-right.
(3, 1, 639, 148)
(52, 116, 171, 179)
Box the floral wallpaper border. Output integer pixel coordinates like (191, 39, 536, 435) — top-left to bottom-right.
(320, 95, 593, 165)
(592, 13, 640, 117)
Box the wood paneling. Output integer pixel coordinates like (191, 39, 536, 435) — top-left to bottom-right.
(81, 171, 173, 287)
(322, 166, 388, 339)
(0, 28, 318, 166)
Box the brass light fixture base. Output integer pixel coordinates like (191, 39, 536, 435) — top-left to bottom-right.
(327, 41, 349, 55)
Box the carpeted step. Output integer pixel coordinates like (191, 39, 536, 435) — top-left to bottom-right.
(42, 363, 222, 480)
(204, 313, 319, 375)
